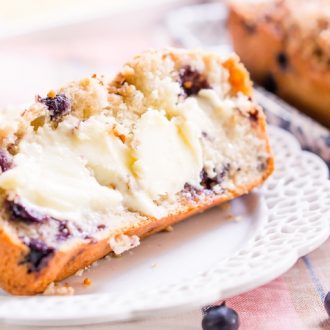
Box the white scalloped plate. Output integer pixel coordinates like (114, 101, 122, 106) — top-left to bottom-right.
(0, 126, 329, 326)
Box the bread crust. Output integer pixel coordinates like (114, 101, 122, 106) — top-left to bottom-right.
(0, 51, 274, 295)
(228, 0, 330, 128)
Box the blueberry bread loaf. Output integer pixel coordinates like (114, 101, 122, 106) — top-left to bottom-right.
(0, 48, 274, 295)
(228, 0, 330, 128)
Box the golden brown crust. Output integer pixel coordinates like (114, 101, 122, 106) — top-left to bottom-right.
(228, 0, 330, 127)
(0, 50, 274, 295)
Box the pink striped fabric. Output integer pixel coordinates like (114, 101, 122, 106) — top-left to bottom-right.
(225, 239, 330, 329)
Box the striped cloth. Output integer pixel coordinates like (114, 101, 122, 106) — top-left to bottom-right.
(227, 242, 330, 330)
(5, 243, 330, 329)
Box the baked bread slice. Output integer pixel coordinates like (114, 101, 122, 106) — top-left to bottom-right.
(0, 48, 274, 295)
(228, 0, 330, 128)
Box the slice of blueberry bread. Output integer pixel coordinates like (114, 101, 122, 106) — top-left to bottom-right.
(228, 0, 330, 128)
(0, 48, 274, 295)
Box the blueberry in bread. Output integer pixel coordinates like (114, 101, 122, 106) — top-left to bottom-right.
(0, 48, 274, 295)
(228, 0, 330, 128)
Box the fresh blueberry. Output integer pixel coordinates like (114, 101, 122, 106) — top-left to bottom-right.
(324, 292, 330, 317)
(202, 302, 240, 330)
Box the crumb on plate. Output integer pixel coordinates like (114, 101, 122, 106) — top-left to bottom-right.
(83, 278, 93, 286)
(75, 269, 84, 277)
(43, 282, 75, 296)
(218, 202, 231, 211)
(163, 225, 174, 232)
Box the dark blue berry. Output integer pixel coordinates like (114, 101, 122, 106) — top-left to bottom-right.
(7, 199, 49, 223)
(248, 109, 259, 122)
(324, 292, 330, 317)
(277, 52, 289, 70)
(263, 73, 278, 93)
(182, 166, 230, 198)
(200, 164, 230, 190)
(179, 66, 210, 96)
(56, 220, 71, 240)
(279, 118, 291, 131)
(22, 239, 54, 273)
(202, 303, 240, 330)
(97, 224, 106, 230)
(323, 135, 330, 148)
(40, 94, 71, 121)
(0, 149, 12, 172)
